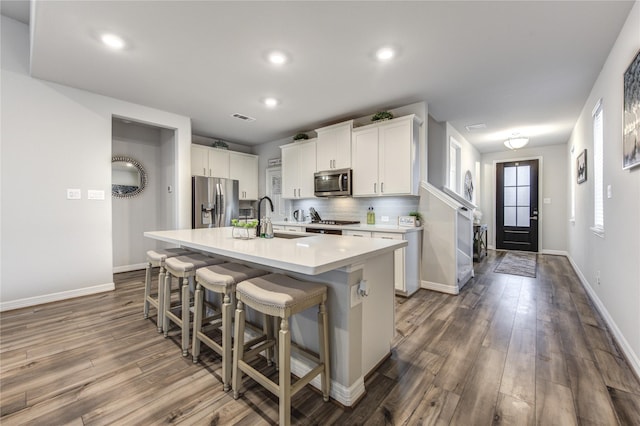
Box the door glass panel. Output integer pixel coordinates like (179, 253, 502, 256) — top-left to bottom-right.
(504, 167, 517, 186)
(517, 207, 530, 227)
(504, 187, 517, 206)
(517, 187, 530, 206)
(517, 165, 530, 185)
(504, 207, 516, 226)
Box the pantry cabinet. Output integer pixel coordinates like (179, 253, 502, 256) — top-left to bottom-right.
(229, 151, 258, 200)
(190, 145, 230, 178)
(281, 139, 317, 199)
(315, 120, 353, 170)
(351, 115, 422, 197)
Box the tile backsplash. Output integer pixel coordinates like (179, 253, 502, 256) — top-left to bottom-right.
(288, 196, 419, 225)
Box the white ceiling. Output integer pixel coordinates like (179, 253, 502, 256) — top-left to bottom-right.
(3, 1, 635, 152)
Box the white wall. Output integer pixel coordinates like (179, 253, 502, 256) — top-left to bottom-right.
(112, 121, 176, 272)
(446, 123, 482, 205)
(566, 2, 640, 373)
(0, 16, 192, 310)
(479, 144, 568, 253)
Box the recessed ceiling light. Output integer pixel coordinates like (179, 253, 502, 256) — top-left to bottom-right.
(264, 98, 279, 108)
(101, 33, 125, 50)
(376, 47, 395, 62)
(268, 51, 288, 65)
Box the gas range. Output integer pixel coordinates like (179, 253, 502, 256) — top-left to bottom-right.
(311, 220, 360, 226)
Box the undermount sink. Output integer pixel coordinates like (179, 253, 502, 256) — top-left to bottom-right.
(273, 232, 310, 239)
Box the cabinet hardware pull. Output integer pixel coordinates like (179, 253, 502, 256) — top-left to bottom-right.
(203, 167, 206, 175)
(381, 182, 384, 193)
(374, 183, 377, 193)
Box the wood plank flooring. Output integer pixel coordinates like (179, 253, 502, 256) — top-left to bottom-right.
(2, 251, 639, 425)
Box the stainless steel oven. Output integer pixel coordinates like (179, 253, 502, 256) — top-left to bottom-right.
(305, 227, 343, 235)
(314, 168, 352, 197)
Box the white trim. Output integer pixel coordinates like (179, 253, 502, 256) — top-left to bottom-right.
(421, 280, 459, 295)
(113, 262, 147, 273)
(590, 226, 605, 239)
(566, 254, 640, 379)
(0, 283, 115, 312)
(540, 249, 568, 256)
(290, 354, 365, 406)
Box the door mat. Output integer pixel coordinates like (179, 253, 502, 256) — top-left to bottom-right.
(494, 251, 537, 277)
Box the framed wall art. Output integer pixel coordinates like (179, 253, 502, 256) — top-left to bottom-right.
(623, 50, 640, 169)
(577, 149, 587, 184)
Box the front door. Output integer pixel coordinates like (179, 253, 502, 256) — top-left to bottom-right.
(496, 160, 539, 252)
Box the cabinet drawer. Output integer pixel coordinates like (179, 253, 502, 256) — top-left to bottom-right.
(272, 225, 284, 231)
(344, 230, 372, 238)
(372, 232, 403, 240)
(285, 226, 303, 232)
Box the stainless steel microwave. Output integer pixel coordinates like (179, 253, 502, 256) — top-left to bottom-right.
(314, 168, 352, 197)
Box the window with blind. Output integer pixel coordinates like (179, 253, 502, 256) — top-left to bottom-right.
(592, 99, 604, 234)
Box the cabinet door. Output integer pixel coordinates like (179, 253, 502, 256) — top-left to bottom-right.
(379, 120, 412, 195)
(230, 152, 258, 200)
(351, 127, 379, 196)
(191, 145, 209, 177)
(373, 232, 405, 292)
(208, 148, 230, 178)
(333, 124, 352, 169)
(343, 230, 372, 238)
(298, 140, 317, 198)
(316, 130, 336, 171)
(281, 145, 299, 199)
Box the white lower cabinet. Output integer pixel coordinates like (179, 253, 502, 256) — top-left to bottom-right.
(344, 229, 421, 296)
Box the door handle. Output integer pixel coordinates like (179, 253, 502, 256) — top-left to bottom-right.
(530, 216, 538, 220)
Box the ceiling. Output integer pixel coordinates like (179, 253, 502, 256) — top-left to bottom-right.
(2, 1, 635, 153)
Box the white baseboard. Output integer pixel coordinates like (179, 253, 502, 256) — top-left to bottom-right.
(540, 249, 568, 256)
(0, 282, 115, 312)
(566, 255, 640, 380)
(113, 263, 147, 273)
(421, 280, 459, 295)
(290, 353, 365, 406)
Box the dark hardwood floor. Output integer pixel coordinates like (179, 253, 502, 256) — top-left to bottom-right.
(2, 251, 639, 425)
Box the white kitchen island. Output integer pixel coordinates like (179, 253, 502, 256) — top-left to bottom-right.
(144, 227, 406, 406)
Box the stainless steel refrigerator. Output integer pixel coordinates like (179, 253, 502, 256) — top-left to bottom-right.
(192, 176, 239, 228)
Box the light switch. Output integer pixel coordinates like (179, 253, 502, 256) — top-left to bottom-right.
(607, 185, 612, 199)
(543, 198, 551, 204)
(381, 215, 389, 222)
(87, 189, 105, 200)
(67, 188, 81, 200)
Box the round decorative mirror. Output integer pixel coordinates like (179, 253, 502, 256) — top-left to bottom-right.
(112, 156, 147, 198)
(464, 170, 474, 201)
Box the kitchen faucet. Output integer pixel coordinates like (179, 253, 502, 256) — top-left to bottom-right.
(257, 196, 274, 234)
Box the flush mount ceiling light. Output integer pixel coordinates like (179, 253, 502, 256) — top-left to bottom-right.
(375, 47, 395, 62)
(267, 51, 288, 65)
(263, 98, 279, 108)
(504, 135, 529, 150)
(101, 33, 125, 50)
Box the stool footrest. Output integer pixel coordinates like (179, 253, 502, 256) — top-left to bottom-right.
(291, 364, 325, 397)
(244, 340, 275, 361)
(238, 359, 279, 395)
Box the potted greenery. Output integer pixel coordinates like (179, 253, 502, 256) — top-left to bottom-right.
(231, 219, 259, 239)
(408, 211, 423, 226)
(293, 133, 309, 141)
(371, 111, 394, 122)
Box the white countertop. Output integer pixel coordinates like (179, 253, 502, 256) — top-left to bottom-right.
(271, 221, 423, 234)
(144, 227, 407, 275)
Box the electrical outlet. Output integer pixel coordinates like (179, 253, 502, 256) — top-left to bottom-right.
(381, 215, 389, 222)
(67, 188, 81, 200)
(350, 284, 362, 307)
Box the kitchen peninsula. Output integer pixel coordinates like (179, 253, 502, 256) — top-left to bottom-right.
(144, 227, 407, 406)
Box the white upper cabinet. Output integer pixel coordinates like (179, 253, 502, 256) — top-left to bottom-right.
(315, 120, 353, 171)
(191, 145, 229, 178)
(229, 151, 259, 200)
(281, 139, 317, 199)
(351, 114, 422, 197)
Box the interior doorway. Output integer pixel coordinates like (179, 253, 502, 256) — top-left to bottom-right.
(495, 159, 539, 252)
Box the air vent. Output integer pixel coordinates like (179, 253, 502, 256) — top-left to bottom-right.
(231, 113, 256, 122)
(465, 123, 486, 131)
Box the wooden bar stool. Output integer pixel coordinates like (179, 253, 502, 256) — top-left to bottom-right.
(232, 273, 330, 426)
(192, 263, 268, 391)
(143, 248, 192, 332)
(163, 253, 225, 356)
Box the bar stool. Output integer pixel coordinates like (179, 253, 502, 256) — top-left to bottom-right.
(163, 253, 225, 356)
(143, 248, 192, 332)
(192, 263, 269, 390)
(232, 273, 330, 426)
